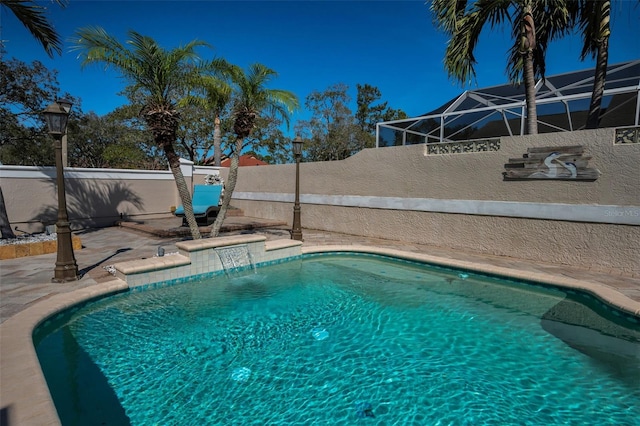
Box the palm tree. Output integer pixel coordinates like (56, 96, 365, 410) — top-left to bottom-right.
(0, 0, 67, 57)
(181, 59, 233, 167)
(73, 27, 208, 239)
(430, 0, 571, 135)
(209, 63, 298, 237)
(571, 0, 612, 129)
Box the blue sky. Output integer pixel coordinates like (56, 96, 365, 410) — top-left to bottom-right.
(2, 0, 639, 136)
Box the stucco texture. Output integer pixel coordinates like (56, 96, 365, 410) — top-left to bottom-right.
(232, 128, 640, 274)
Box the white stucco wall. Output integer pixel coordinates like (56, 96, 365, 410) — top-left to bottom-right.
(0, 166, 186, 232)
(1, 128, 638, 274)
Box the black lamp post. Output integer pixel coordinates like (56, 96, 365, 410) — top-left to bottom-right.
(43, 99, 79, 282)
(291, 136, 303, 241)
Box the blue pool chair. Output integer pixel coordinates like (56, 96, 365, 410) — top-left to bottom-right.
(174, 184, 223, 225)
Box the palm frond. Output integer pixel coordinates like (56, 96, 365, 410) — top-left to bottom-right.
(440, 0, 511, 85)
(1, 0, 68, 57)
(576, 0, 611, 60)
(72, 27, 210, 110)
(180, 73, 232, 114)
(72, 26, 133, 70)
(429, 0, 470, 33)
(228, 63, 298, 136)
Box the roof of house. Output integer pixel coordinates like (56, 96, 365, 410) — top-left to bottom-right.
(220, 155, 268, 167)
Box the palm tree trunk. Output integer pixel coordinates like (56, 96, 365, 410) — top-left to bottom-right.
(214, 116, 222, 167)
(522, 2, 538, 135)
(523, 50, 538, 135)
(210, 137, 241, 237)
(586, 37, 609, 129)
(164, 143, 201, 239)
(0, 187, 16, 239)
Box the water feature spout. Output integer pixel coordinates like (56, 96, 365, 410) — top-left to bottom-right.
(215, 244, 255, 276)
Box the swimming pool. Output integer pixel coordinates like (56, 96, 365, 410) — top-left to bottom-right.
(35, 253, 640, 425)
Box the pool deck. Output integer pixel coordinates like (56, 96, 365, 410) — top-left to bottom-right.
(1, 216, 640, 425)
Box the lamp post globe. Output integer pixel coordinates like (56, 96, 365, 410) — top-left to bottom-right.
(43, 99, 79, 282)
(55, 98, 73, 167)
(291, 136, 303, 241)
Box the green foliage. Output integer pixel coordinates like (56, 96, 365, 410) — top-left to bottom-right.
(240, 115, 291, 164)
(179, 113, 289, 166)
(297, 83, 404, 162)
(68, 106, 163, 169)
(0, 56, 167, 168)
(175, 103, 218, 164)
(73, 27, 210, 115)
(179, 60, 233, 166)
(227, 63, 299, 139)
(429, 0, 571, 86)
(209, 63, 298, 237)
(72, 27, 217, 239)
(295, 83, 360, 162)
(429, 0, 574, 134)
(0, 56, 61, 165)
(356, 83, 407, 134)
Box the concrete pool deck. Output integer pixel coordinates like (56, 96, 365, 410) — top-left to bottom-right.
(1, 216, 640, 425)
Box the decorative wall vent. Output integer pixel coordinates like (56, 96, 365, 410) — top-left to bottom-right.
(615, 127, 640, 144)
(503, 145, 600, 181)
(425, 138, 500, 155)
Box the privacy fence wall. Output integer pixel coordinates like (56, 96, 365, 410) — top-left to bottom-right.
(231, 127, 640, 275)
(0, 160, 223, 232)
(1, 127, 638, 274)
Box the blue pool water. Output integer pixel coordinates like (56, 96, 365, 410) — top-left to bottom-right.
(35, 254, 640, 425)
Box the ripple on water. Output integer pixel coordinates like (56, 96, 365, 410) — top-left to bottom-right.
(36, 255, 640, 425)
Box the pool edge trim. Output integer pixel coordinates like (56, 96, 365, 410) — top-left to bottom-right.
(0, 279, 128, 426)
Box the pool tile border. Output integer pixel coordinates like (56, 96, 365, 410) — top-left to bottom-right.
(1, 245, 639, 426)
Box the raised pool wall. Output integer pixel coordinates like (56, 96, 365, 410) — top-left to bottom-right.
(112, 235, 303, 288)
(1, 127, 638, 275)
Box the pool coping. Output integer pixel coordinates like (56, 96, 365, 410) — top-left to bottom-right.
(1, 245, 639, 425)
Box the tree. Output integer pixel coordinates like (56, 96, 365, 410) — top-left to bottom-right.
(0, 57, 62, 165)
(572, 1, 640, 129)
(182, 61, 233, 166)
(0, 186, 15, 239)
(356, 83, 407, 145)
(209, 63, 298, 237)
(571, 0, 612, 129)
(244, 115, 291, 164)
(296, 83, 366, 162)
(174, 103, 218, 164)
(103, 105, 166, 169)
(430, 0, 571, 135)
(67, 107, 161, 169)
(0, 0, 67, 57)
(73, 27, 211, 239)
